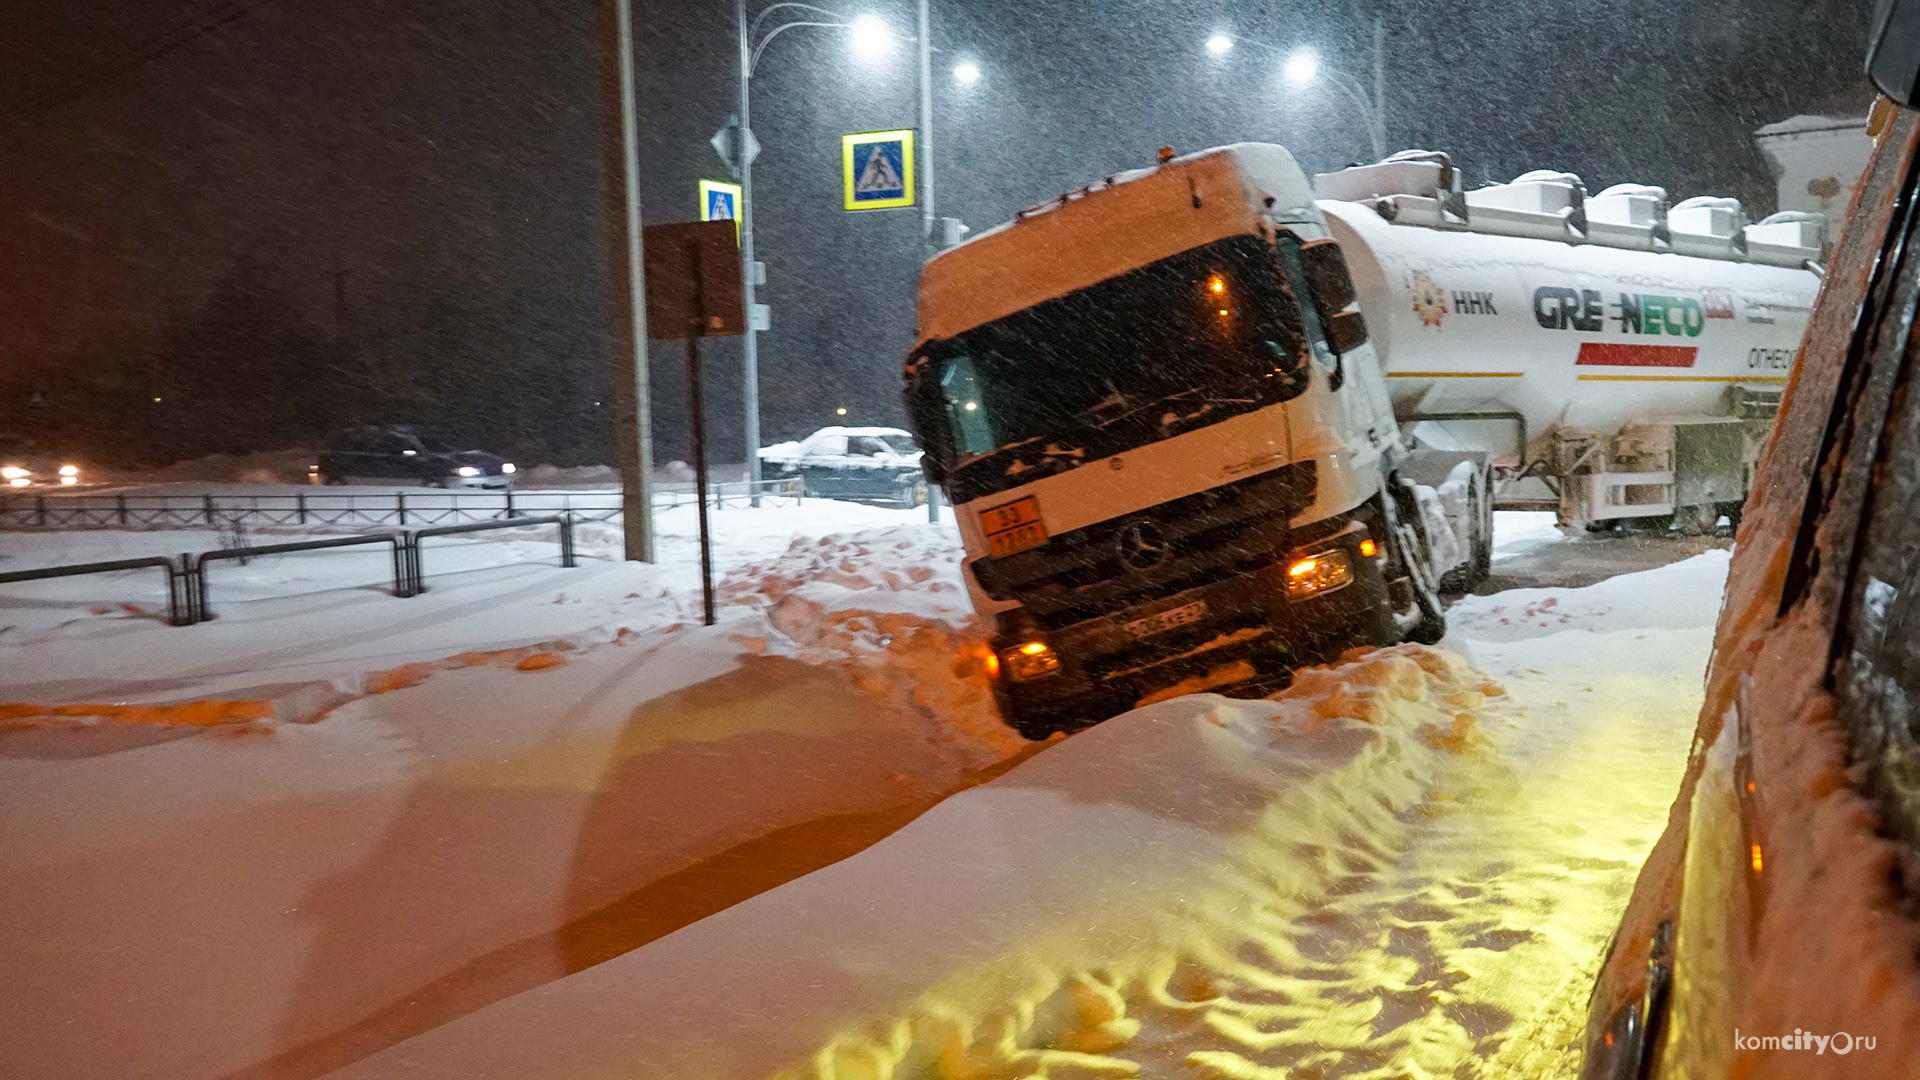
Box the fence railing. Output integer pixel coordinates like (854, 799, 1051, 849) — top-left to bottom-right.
(0, 477, 803, 533)
(0, 556, 192, 626)
(3, 516, 583, 626)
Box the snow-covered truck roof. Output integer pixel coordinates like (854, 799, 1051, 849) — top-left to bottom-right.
(915, 143, 1322, 346)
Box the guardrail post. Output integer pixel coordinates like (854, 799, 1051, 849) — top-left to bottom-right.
(117, 494, 129, 527)
(561, 513, 576, 567)
(397, 491, 407, 526)
(504, 489, 514, 519)
(297, 493, 307, 525)
(183, 553, 201, 623)
(36, 495, 47, 527)
(203, 494, 216, 525)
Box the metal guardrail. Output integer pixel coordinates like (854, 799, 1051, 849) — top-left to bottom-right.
(408, 515, 575, 594)
(0, 477, 804, 532)
(4, 516, 585, 626)
(0, 556, 192, 626)
(190, 532, 410, 622)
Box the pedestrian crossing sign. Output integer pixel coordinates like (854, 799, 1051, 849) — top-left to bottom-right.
(841, 129, 915, 211)
(699, 179, 742, 242)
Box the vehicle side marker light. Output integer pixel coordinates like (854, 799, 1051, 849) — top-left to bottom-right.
(1286, 549, 1353, 600)
(1359, 538, 1377, 558)
(1750, 843, 1764, 873)
(1001, 640, 1061, 681)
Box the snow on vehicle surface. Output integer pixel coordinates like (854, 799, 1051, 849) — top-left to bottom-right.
(907, 143, 1462, 738)
(310, 546, 1724, 1080)
(1312, 150, 1823, 532)
(758, 426, 929, 506)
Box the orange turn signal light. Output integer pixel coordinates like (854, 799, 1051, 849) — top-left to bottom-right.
(1359, 538, 1377, 558)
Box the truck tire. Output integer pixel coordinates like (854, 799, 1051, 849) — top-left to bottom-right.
(1438, 462, 1494, 592)
(1386, 482, 1449, 645)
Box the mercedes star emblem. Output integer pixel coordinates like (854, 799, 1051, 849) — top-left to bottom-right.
(1117, 519, 1169, 570)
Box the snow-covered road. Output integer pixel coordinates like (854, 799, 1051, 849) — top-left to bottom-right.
(0, 508, 1718, 1080)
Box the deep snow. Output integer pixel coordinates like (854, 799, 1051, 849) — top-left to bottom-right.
(1, 510, 1720, 1080)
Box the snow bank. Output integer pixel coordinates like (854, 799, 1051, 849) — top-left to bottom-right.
(136, 447, 319, 485)
(321, 646, 1503, 1080)
(0, 517, 1015, 1080)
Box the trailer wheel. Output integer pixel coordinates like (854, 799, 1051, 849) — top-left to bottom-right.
(1386, 482, 1448, 645)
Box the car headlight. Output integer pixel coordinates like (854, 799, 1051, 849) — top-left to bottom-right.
(457, 466, 481, 477)
(1285, 549, 1354, 600)
(7, 477, 27, 487)
(501, 462, 515, 474)
(1, 466, 27, 480)
(59, 475, 77, 485)
(58, 464, 78, 476)
(998, 639, 1062, 682)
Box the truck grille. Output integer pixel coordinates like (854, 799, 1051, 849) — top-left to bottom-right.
(970, 461, 1316, 629)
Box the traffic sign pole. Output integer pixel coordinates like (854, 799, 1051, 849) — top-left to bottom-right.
(736, 0, 763, 507)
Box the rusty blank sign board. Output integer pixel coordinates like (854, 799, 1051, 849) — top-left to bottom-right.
(643, 220, 745, 339)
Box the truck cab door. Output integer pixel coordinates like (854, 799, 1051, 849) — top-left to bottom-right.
(1275, 236, 1387, 476)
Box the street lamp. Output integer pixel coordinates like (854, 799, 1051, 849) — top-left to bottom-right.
(1204, 23, 1387, 162)
(954, 59, 981, 85)
(728, 3, 901, 499)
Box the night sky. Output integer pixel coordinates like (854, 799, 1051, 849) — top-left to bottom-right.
(0, 0, 1878, 468)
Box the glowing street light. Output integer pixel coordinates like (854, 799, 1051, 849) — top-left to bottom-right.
(1202, 30, 1385, 161)
(1283, 49, 1319, 84)
(848, 13, 892, 57)
(954, 60, 981, 84)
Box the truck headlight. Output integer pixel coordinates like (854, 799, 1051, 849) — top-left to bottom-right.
(457, 466, 481, 477)
(7, 476, 27, 487)
(1285, 549, 1354, 600)
(999, 639, 1061, 681)
(1, 466, 27, 480)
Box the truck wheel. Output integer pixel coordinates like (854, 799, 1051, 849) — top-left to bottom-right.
(1438, 463, 1495, 592)
(1386, 483, 1449, 645)
(1472, 463, 1494, 580)
(898, 478, 929, 508)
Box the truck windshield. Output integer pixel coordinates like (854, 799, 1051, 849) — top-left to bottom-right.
(910, 234, 1312, 498)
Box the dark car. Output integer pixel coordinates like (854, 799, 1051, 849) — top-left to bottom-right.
(314, 427, 515, 489)
(1581, 49, 1920, 1080)
(0, 433, 85, 489)
(757, 426, 928, 507)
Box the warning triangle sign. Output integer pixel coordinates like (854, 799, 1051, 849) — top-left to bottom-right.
(854, 145, 904, 195)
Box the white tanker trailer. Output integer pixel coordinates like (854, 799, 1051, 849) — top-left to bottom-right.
(1312, 151, 1824, 532)
(904, 142, 1822, 736)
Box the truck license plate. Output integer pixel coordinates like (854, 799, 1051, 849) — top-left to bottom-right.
(982, 496, 1047, 557)
(1125, 601, 1207, 640)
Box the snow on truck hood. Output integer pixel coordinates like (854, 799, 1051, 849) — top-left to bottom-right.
(916, 143, 1323, 345)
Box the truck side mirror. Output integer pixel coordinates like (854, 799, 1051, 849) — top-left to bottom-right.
(1871, 0, 1920, 105)
(902, 383, 950, 483)
(1299, 238, 1358, 312)
(1324, 310, 1369, 355)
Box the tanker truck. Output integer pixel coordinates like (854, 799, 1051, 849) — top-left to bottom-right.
(1315, 151, 1822, 533)
(902, 142, 1820, 737)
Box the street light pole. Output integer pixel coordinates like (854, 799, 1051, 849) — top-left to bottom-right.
(736, 0, 763, 499)
(918, 0, 934, 254)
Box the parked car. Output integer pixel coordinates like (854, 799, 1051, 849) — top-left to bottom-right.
(313, 427, 515, 489)
(0, 433, 84, 488)
(758, 426, 928, 507)
(1581, 66, 1920, 1080)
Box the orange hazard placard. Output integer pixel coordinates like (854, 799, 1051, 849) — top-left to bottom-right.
(981, 496, 1046, 557)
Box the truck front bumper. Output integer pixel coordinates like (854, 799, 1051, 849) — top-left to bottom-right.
(990, 526, 1398, 737)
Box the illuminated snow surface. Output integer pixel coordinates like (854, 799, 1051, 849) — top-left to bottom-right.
(0, 509, 1716, 1080)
